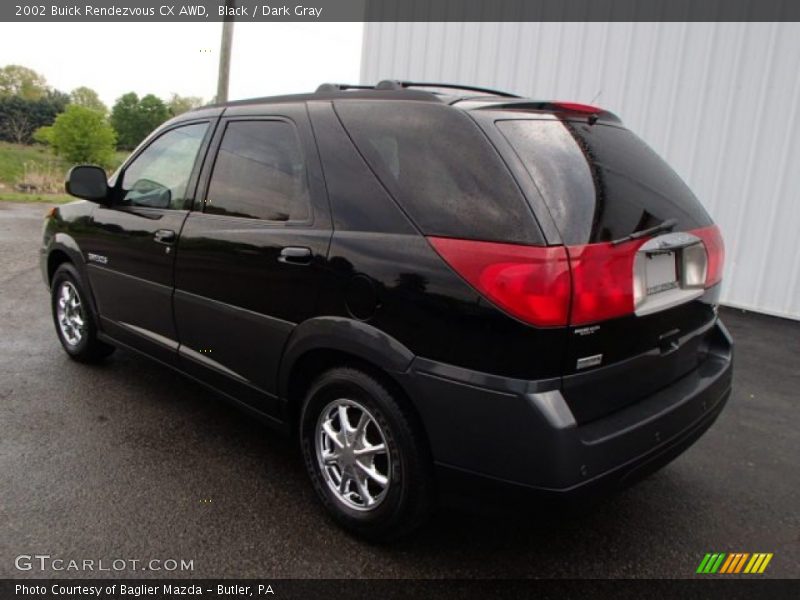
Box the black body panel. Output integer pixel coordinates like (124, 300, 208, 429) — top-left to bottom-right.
(173, 220, 330, 396)
(85, 207, 188, 364)
(561, 294, 721, 423)
(173, 104, 332, 411)
(309, 100, 568, 380)
(408, 319, 732, 496)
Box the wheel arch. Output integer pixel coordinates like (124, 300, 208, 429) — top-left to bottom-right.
(47, 249, 73, 285)
(46, 234, 102, 329)
(46, 233, 85, 285)
(277, 317, 421, 435)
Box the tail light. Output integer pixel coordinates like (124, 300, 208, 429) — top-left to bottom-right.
(427, 237, 571, 327)
(429, 225, 724, 328)
(693, 225, 725, 287)
(567, 240, 642, 325)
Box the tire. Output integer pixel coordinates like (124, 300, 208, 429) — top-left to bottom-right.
(50, 263, 115, 363)
(300, 366, 434, 541)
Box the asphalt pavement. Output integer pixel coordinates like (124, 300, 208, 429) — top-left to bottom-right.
(1, 201, 798, 579)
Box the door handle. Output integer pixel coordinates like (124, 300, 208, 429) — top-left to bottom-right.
(278, 246, 313, 265)
(154, 229, 177, 245)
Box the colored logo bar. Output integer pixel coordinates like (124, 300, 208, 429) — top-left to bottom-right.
(696, 553, 773, 574)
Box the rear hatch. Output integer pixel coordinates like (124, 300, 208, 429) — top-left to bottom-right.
(479, 108, 725, 423)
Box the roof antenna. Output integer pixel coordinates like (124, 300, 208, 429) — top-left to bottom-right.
(590, 89, 602, 105)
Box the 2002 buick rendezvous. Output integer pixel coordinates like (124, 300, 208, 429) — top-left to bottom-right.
(41, 80, 733, 540)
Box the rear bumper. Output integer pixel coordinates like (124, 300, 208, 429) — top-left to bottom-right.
(400, 319, 733, 505)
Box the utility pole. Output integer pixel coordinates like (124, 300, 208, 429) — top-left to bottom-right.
(216, 0, 235, 103)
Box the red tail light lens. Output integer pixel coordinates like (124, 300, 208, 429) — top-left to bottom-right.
(430, 225, 723, 328)
(567, 240, 643, 325)
(427, 237, 571, 327)
(693, 225, 725, 287)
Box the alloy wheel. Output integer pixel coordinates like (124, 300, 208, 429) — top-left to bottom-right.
(315, 398, 392, 511)
(56, 281, 86, 347)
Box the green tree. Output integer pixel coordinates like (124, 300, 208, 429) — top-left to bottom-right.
(109, 92, 140, 149)
(110, 92, 170, 150)
(70, 86, 107, 114)
(167, 93, 203, 117)
(37, 105, 116, 166)
(139, 94, 170, 130)
(32, 125, 54, 145)
(0, 65, 49, 100)
(0, 89, 69, 144)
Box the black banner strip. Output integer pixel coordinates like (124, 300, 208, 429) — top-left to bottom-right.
(3, 0, 800, 23)
(2, 579, 800, 600)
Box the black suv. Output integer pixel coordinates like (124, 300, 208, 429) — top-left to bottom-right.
(42, 80, 733, 540)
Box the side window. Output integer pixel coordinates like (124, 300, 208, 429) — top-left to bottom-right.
(120, 123, 208, 209)
(204, 120, 310, 222)
(335, 101, 541, 244)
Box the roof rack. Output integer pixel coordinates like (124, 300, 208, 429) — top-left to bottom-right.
(374, 80, 521, 98)
(315, 83, 374, 93)
(314, 80, 521, 99)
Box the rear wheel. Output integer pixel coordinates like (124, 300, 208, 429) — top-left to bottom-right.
(300, 367, 434, 541)
(51, 263, 114, 362)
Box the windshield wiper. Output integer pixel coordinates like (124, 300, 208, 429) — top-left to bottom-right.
(610, 218, 678, 246)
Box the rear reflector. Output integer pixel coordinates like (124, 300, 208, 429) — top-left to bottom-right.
(427, 237, 571, 327)
(429, 225, 724, 327)
(693, 225, 725, 287)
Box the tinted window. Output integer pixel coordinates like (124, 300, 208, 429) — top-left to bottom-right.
(335, 101, 541, 244)
(121, 123, 208, 209)
(497, 119, 712, 244)
(205, 120, 310, 222)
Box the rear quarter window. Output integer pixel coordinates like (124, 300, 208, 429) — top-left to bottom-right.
(334, 101, 542, 244)
(496, 119, 712, 245)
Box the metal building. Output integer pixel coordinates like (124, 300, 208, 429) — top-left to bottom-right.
(361, 22, 800, 320)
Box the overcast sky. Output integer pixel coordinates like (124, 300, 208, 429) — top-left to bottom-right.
(0, 22, 364, 106)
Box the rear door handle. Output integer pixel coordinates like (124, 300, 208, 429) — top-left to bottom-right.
(154, 229, 177, 245)
(278, 246, 312, 265)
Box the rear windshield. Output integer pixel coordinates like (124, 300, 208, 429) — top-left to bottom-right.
(496, 119, 712, 245)
(335, 101, 542, 244)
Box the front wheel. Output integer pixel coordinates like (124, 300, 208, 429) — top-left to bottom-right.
(300, 367, 434, 541)
(51, 263, 114, 362)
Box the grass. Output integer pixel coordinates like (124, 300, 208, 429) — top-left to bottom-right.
(0, 141, 71, 183)
(0, 192, 74, 204)
(0, 141, 127, 204)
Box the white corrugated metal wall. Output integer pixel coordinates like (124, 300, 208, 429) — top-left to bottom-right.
(361, 22, 800, 319)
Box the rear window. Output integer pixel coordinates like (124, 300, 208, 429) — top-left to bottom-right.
(335, 101, 542, 244)
(496, 119, 712, 245)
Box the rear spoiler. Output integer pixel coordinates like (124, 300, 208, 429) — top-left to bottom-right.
(470, 100, 622, 125)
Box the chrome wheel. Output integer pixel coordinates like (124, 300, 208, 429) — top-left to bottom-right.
(315, 398, 391, 511)
(56, 281, 85, 347)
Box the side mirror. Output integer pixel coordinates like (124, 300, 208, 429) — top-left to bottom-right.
(65, 165, 109, 203)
